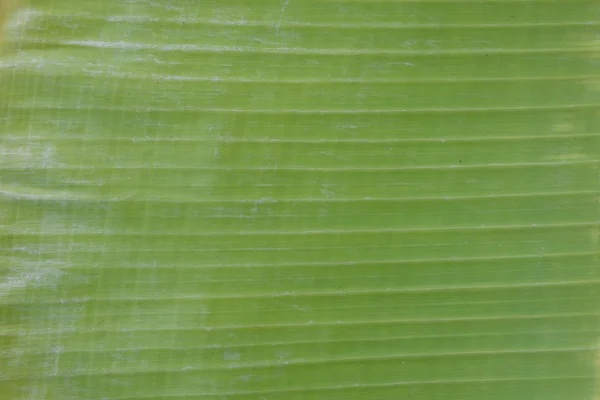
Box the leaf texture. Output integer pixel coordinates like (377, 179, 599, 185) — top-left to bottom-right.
(1, 1, 600, 399)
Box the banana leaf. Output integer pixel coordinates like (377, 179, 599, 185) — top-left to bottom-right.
(2, 1, 600, 399)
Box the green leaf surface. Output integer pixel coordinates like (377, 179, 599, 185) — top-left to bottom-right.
(1, 1, 600, 399)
